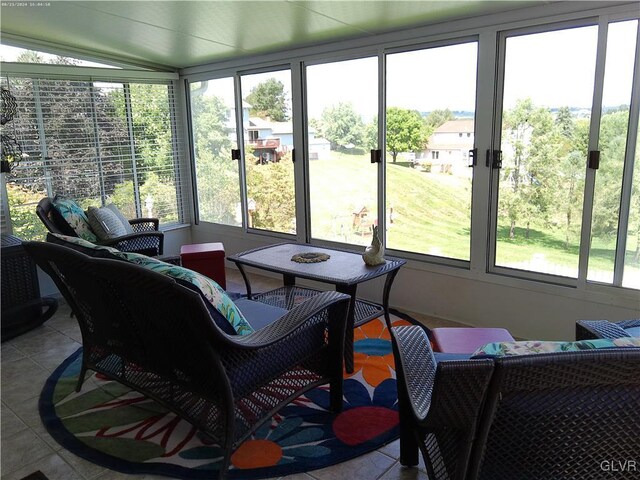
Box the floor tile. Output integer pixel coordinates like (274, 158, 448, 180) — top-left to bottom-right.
(0, 428, 54, 475)
(59, 449, 107, 479)
(1, 344, 26, 363)
(31, 423, 65, 452)
(309, 450, 396, 480)
(30, 339, 82, 371)
(0, 453, 84, 480)
(0, 403, 28, 438)
(379, 461, 429, 480)
(7, 395, 41, 427)
(379, 439, 400, 459)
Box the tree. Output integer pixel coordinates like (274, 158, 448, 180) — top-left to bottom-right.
(245, 78, 289, 121)
(424, 109, 455, 133)
(246, 151, 296, 232)
(385, 107, 429, 163)
(500, 98, 556, 239)
(189, 93, 239, 225)
(318, 102, 365, 150)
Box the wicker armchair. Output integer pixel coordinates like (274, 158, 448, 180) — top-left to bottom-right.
(576, 319, 640, 340)
(390, 325, 640, 480)
(24, 241, 350, 477)
(36, 197, 164, 256)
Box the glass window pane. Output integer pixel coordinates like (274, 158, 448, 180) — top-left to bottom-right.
(306, 57, 378, 246)
(588, 20, 637, 284)
(129, 84, 180, 224)
(386, 42, 477, 260)
(496, 26, 598, 277)
(623, 115, 640, 289)
(190, 78, 241, 226)
(241, 70, 296, 234)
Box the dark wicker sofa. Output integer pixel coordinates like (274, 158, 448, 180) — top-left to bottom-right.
(36, 197, 164, 256)
(24, 241, 350, 477)
(576, 318, 640, 340)
(390, 324, 640, 480)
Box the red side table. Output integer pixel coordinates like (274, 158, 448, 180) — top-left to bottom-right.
(180, 242, 227, 289)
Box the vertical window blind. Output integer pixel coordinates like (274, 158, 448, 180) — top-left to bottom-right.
(1, 73, 187, 240)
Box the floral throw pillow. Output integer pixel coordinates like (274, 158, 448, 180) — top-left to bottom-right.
(52, 196, 98, 243)
(472, 337, 640, 358)
(112, 251, 254, 336)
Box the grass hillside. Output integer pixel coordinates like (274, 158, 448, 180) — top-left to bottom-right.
(308, 152, 639, 286)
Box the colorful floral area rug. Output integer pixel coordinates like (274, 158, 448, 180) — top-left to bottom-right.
(39, 313, 415, 479)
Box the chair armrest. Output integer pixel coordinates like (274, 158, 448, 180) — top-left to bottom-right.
(575, 320, 630, 340)
(391, 325, 437, 422)
(129, 217, 159, 232)
(231, 291, 350, 349)
(391, 325, 494, 427)
(97, 231, 164, 256)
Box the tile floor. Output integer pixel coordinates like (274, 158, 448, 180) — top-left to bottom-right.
(1, 269, 463, 480)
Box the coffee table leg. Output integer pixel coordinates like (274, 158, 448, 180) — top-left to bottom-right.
(382, 269, 401, 330)
(236, 264, 252, 299)
(336, 284, 357, 373)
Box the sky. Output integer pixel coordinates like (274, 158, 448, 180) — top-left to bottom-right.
(3, 19, 637, 117)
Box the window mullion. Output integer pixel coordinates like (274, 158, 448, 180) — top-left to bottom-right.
(613, 21, 640, 286)
(123, 83, 142, 217)
(291, 61, 308, 244)
(234, 74, 249, 230)
(577, 18, 609, 288)
(167, 81, 184, 223)
(378, 50, 386, 242)
(88, 81, 107, 204)
(31, 78, 53, 197)
(472, 31, 499, 273)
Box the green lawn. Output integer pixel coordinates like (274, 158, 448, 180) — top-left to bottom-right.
(308, 152, 640, 284)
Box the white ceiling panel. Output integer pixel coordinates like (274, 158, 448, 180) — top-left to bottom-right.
(0, 1, 612, 71)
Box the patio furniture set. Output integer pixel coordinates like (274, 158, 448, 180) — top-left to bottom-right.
(14, 195, 640, 478)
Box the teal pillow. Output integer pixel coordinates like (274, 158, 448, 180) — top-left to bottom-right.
(111, 251, 254, 336)
(472, 337, 640, 358)
(52, 196, 98, 243)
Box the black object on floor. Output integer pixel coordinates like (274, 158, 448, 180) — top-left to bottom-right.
(1, 234, 58, 341)
(19, 471, 49, 480)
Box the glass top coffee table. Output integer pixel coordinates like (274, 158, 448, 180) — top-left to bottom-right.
(228, 243, 406, 373)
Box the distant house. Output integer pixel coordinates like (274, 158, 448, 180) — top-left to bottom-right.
(422, 119, 474, 176)
(246, 117, 331, 163)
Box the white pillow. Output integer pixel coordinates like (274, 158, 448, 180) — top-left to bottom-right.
(105, 204, 134, 234)
(86, 206, 128, 240)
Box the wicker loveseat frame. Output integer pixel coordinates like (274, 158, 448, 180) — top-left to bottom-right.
(36, 197, 164, 256)
(576, 318, 640, 340)
(390, 324, 640, 480)
(24, 241, 350, 477)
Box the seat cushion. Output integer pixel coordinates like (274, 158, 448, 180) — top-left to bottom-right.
(624, 327, 640, 338)
(234, 298, 288, 330)
(111, 251, 254, 336)
(472, 337, 640, 358)
(431, 327, 515, 353)
(52, 196, 98, 242)
(86, 206, 128, 240)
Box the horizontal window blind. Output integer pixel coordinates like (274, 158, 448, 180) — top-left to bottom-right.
(1, 74, 187, 241)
